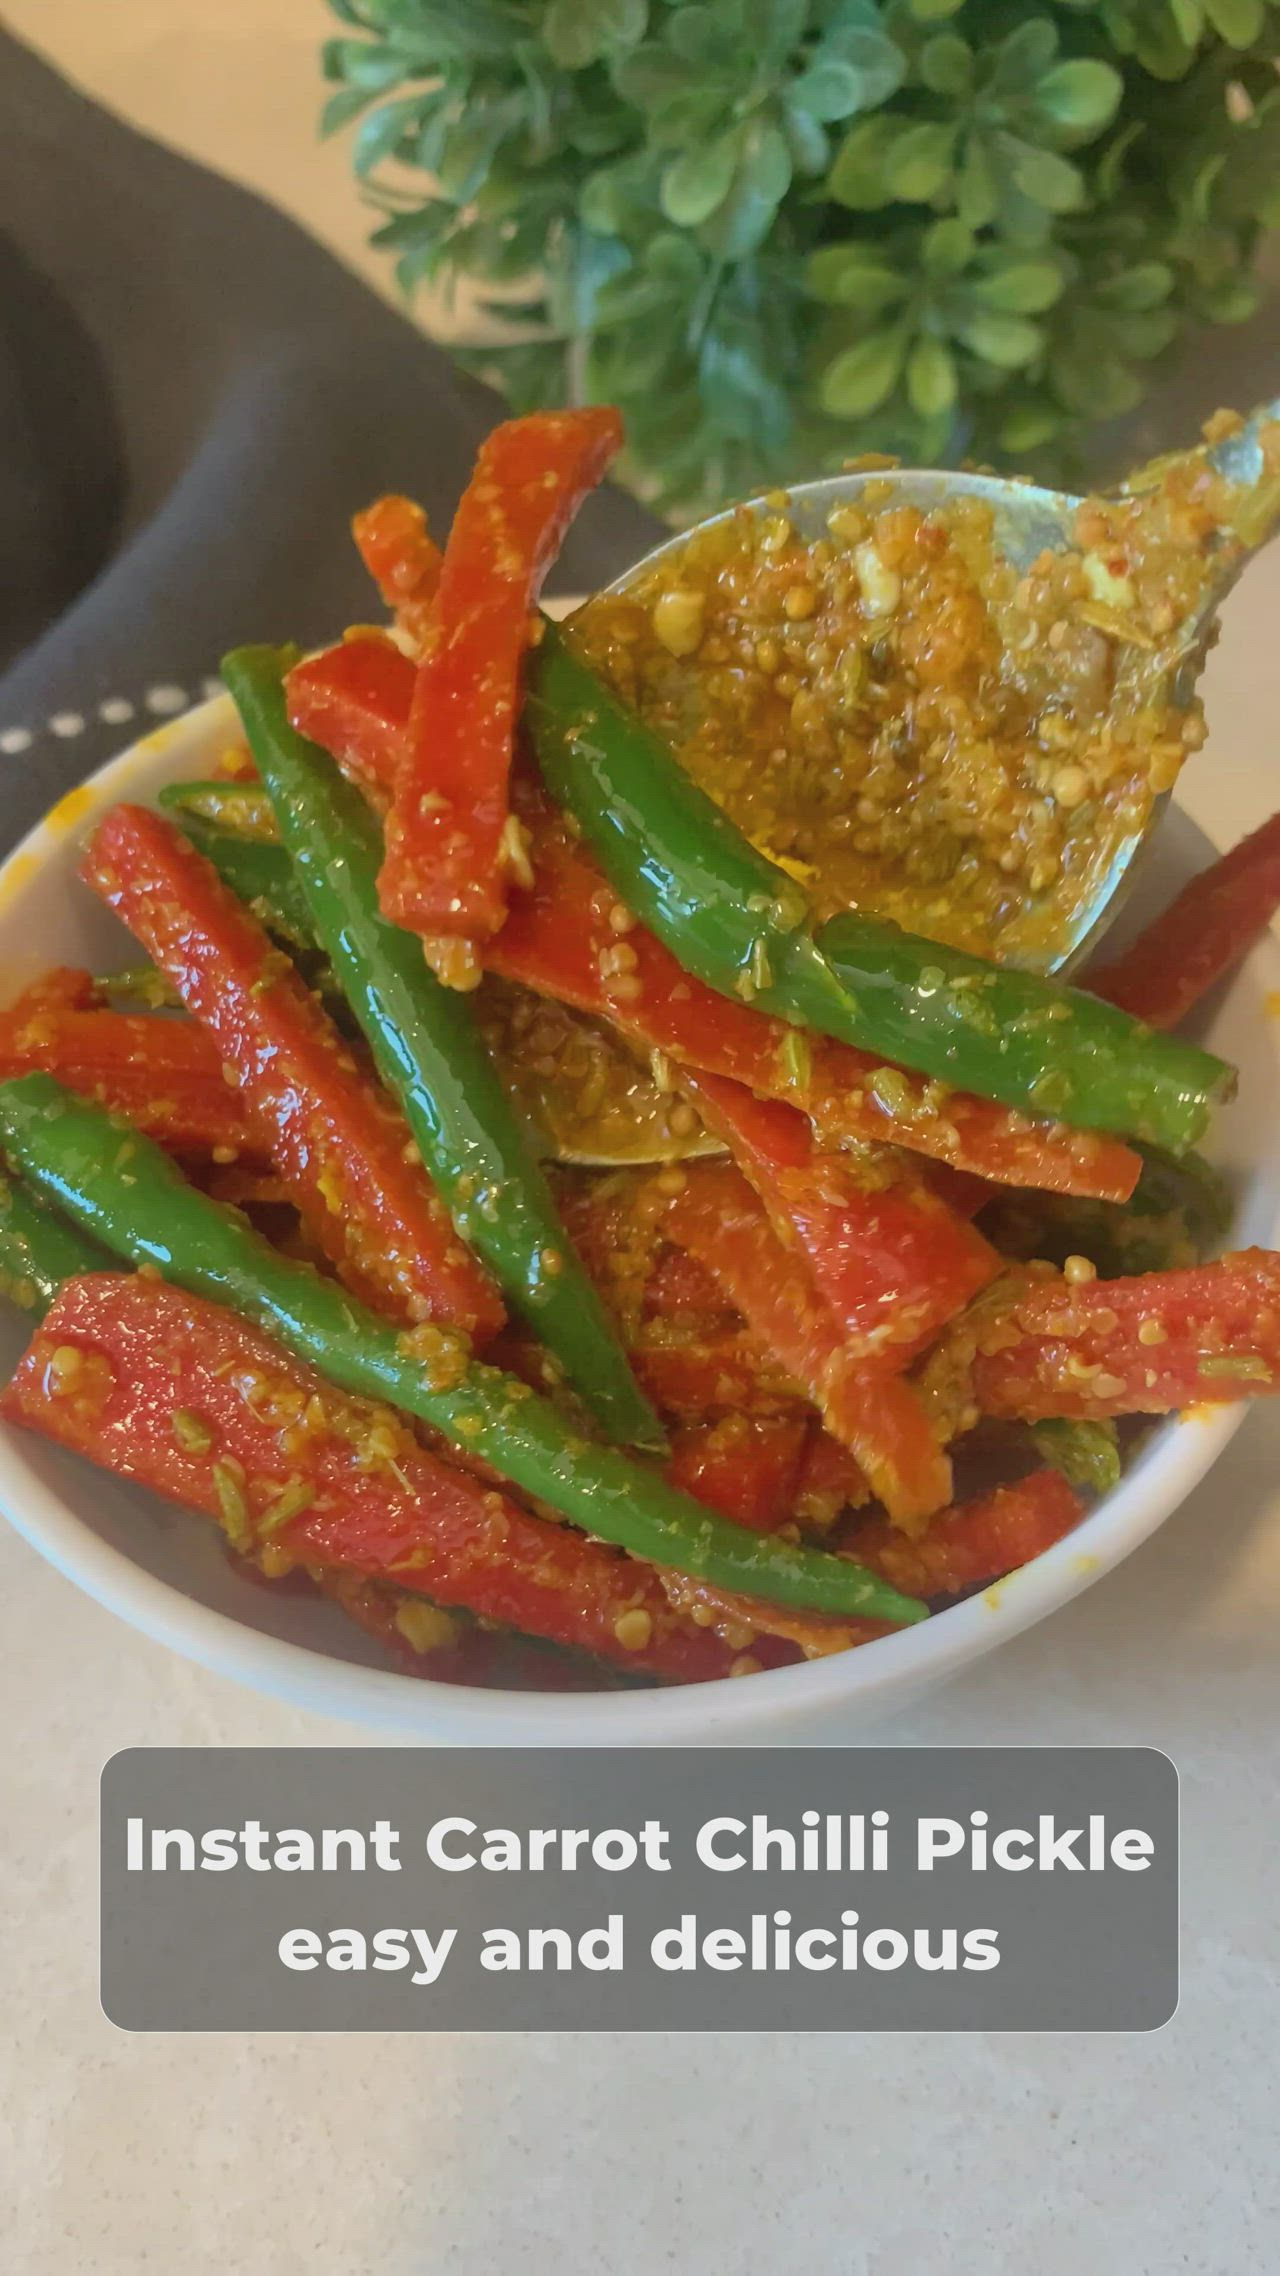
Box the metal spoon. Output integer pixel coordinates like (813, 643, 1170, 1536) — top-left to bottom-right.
(602, 396, 1280, 978)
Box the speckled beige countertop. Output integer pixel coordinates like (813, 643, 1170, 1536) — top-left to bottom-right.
(2, 9, 1279, 2272)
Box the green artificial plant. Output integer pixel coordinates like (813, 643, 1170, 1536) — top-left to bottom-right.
(321, 0, 1280, 514)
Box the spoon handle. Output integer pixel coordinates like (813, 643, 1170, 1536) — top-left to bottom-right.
(1203, 395, 1280, 553)
(1124, 395, 1280, 560)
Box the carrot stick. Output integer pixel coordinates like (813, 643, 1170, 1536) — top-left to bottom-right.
(846, 1471, 1084, 1597)
(1088, 811, 1280, 1030)
(680, 1070, 999, 1365)
(352, 494, 444, 653)
(664, 1161, 951, 1527)
(667, 1415, 808, 1533)
(972, 1249, 1280, 1419)
(0, 999, 257, 1162)
(84, 803, 503, 1341)
(378, 411, 623, 947)
(1, 1274, 734, 1682)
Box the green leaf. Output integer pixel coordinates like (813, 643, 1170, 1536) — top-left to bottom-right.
(819, 326, 906, 415)
(369, 202, 455, 252)
(919, 34, 973, 98)
(704, 120, 793, 259)
(956, 135, 999, 229)
(1194, 272, 1259, 322)
(1095, 118, 1145, 202)
(1111, 306, 1178, 357)
(1050, 341, 1142, 417)
(322, 38, 403, 91)
(650, 87, 732, 150)
(905, 0, 964, 18)
(954, 309, 1042, 366)
(661, 128, 742, 226)
(906, 333, 957, 416)
(320, 83, 380, 137)
(998, 399, 1064, 452)
(827, 112, 904, 208)
(792, 56, 880, 120)
(743, 0, 807, 74)
(1131, 13, 1200, 79)
(543, 0, 647, 70)
(1204, 0, 1265, 43)
(921, 216, 974, 275)
(993, 18, 1059, 93)
(700, 306, 794, 450)
(783, 100, 831, 176)
(564, 94, 635, 159)
(794, 26, 906, 118)
(1095, 261, 1173, 311)
(971, 257, 1063, 312)
(668, 5, 724, 68)
(644, 231, 707, 290)
(1002, 136, 1084, 213)
(1035, 59, 1123, 144)
(1186, 152, 1228, 224)
(351, 93, 429, 177)
(806, 245, 907, 312)
(613, 45, 689, 108)
(435, 103, 520, 203)
(580, 154, 656, 235)
(883, 120, 957, 201)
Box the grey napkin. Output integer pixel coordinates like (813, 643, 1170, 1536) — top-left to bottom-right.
(0, 31, 663, 852)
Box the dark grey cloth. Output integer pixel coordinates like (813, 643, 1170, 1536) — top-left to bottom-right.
(0, 30, 662, 850)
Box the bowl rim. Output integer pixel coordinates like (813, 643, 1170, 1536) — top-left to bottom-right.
(0, 693, 1271, 1743)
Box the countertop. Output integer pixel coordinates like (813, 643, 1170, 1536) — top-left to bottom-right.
(2, 9, 1279, 2273)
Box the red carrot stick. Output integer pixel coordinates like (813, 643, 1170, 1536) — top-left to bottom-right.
(1, 1274, 737, 1682)
(972, 1249, 1280, 1419)
(846, 1471, 1084, 1597)
(351, 494, 443, 654)
(377, 410, 623, 948)
(0, 998, 257, 1163)
(84, 803, 503, 1341)
(667, 1414, 808, 1533)
(1088, 812, 1280, 1029)
(680, 1069, 999, 1366)
(664, 1161, 951, 1526)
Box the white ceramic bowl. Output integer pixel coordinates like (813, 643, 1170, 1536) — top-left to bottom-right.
(0, 695, 1277, 1744)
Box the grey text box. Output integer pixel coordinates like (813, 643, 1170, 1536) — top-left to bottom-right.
(101, 1747, 1177, 2031)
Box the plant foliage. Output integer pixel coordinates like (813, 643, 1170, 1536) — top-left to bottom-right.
(322, 0, 1280, 513)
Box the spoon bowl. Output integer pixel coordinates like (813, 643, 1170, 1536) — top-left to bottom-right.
(604, 398, 1280, 978)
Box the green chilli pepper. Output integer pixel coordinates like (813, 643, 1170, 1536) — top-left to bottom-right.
(0, 1077, 926, 1625)
(156, 794, 318, 950)
(157, 780, 277, 837)
(221, 643, 664, 1452)
(1030, 1418, 1121, 1496)
(526, 625, 865, 1037)
(525, 627, 1233, 1155)
(980, 1143, 1232, 1279)
(0, 1170, 113, 1318)
(819, 913, 1231, 1156)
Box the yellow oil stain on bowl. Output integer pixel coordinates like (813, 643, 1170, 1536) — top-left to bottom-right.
(0, 853, 36, 910)
(1266, 990, 1280, 1019)
(41, 784, 95, 838)
(136, 726, 181, 758)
